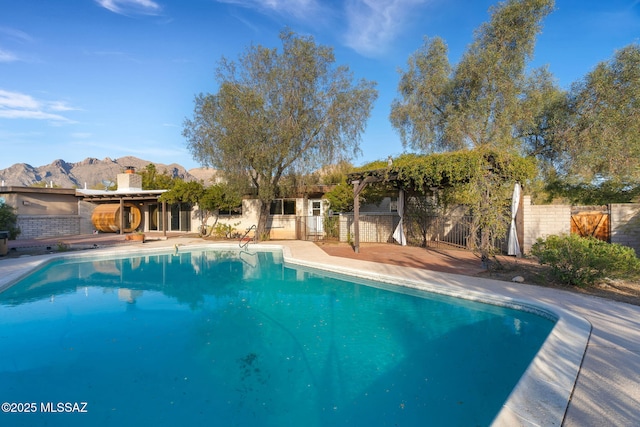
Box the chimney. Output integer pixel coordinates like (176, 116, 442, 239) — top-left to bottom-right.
(117, 167, 142, 191)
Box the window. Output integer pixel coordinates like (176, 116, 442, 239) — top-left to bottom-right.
(149, 204, 159, 230)
(170, 203, 191, 231)
(270, 199, 296, 215)
(219, 204, 242, 216)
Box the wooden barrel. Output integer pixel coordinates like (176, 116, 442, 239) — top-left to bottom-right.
(91, 203, 141, 233)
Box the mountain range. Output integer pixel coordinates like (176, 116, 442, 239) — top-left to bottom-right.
(0, 156, 215, 189)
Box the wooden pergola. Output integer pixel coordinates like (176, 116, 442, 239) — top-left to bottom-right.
(347, 168, 401, 253)
(346, 150, 528, 257)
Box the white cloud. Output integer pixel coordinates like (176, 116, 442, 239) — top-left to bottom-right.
(0, 48, 18, 63)
(0, 26, 33, 43)
(71, 132, 93, 139)
(0, 26, 33, 63)
(0, 89, 77, 124)
(216, 0, 323, 22)
(48, 101, 79, 112)
(95, 0, 162, 16)
(216, 0, 430, 57)
(0, 90, 39, 110)
(0, 109, 71, 122)
(343, 0, 430, 57)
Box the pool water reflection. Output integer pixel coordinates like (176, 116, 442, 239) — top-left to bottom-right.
(0, 249, 554, 426)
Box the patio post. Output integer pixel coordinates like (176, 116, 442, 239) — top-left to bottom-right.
(353, 180, 360, 253)
(162, 201, 167, 237)
(352, 178, 371, 253)
(119, 197, 124, 235)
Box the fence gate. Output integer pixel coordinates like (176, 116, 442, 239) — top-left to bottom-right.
(296, 215, 341, 242)
(571, 206, 610, 242)
(419, 215, 472, 249)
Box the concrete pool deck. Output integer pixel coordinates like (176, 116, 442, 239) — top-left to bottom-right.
(1, 238, 639, 426)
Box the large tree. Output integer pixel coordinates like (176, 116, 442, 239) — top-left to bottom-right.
(390, 0, 553, 258)
(517, 43, 640, 203)
(390, 36, 452, 152)
(558, 43, 640, 183)
(184, 30, 378, 239)
(518, 66, 568, 169)
(139, 163, 176, 190)
(391, 0, 554, 153)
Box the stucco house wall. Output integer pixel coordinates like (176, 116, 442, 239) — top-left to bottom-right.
(0, 187, 81, 239)
(194, 197, 329, 240)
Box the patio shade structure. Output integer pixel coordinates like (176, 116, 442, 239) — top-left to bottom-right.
(348, 150, 532, 254)
(349, 168, 400, 253)
(77, 189, 169, 236)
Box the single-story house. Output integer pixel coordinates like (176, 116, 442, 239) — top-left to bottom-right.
(0, 170, 332, 241)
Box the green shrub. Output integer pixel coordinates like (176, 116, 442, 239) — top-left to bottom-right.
(323, 215, 340, 239)
(212, 223, 235, 239)
(531, 234, 640, 286)
(0, 202, 21, 239)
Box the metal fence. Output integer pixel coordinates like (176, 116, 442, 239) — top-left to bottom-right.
(298, 213, 469, 246)
(295, 215, 341, 242)
(298, 212, 503, 252)
(405, 214, 473, 249)
(297, 214, 399, 243)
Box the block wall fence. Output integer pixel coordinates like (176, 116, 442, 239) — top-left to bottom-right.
(339, 213, 398, 243)
(519, 196, 571, 254)
(606, 203, 640, 255)
(519, 196, 640, 255)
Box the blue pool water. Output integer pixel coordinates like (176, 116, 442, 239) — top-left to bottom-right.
(0, 249, 554, 426)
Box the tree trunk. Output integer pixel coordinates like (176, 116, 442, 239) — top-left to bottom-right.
(256, 199, 270, 241)
(480, 227, 491, 266)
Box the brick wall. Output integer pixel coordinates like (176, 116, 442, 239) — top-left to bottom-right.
(17, 215, 81, 239)
(610, 204, 640, 255)
(340, 213, 398, 243)
(520, 196, 571, 253)
(519, 199, 640, 254)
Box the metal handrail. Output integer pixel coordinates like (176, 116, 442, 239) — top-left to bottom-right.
(239, 224, 256, 249)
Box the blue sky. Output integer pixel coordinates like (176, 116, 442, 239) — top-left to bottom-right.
(1, 0, 638, 171)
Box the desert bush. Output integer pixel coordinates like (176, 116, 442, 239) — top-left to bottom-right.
(211, 223, 236, 239)
(0, 202, 21, 239)
(531, 234, 640, 286)
(323, 215, 340, 239)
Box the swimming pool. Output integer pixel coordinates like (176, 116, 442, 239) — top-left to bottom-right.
(0, 247, 555, 426)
